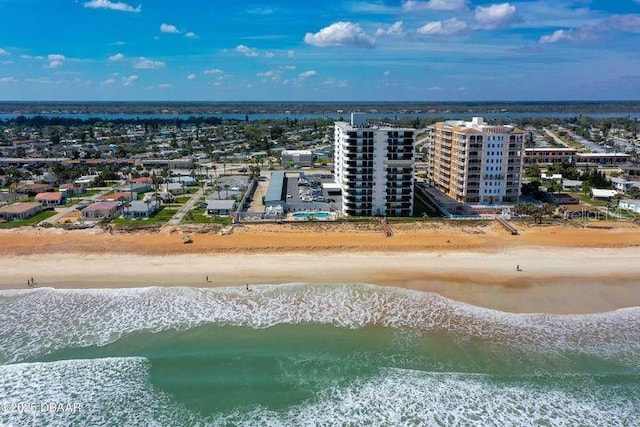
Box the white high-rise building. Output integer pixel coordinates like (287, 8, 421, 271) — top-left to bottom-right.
(427, 117, 525, 205)
(334, 114, 415, 217)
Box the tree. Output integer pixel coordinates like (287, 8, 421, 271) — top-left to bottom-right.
(524, 164, 541, 179)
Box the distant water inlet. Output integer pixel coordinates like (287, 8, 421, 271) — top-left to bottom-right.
(291, 211, 334, 220)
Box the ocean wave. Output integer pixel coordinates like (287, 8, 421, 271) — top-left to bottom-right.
(1, 284, 639, 364)
(214, 368, 640, 427)
(2, 359, 637, 427)
(0, 357, 195, 427)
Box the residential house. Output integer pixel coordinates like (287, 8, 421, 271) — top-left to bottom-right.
(611, 177, 640, 193)
(98, 192, 133, 202)
(16, 183, 54, 196)
(60, 182, 87, 195)
(206, 199, 237, 216)
(35, 191, 66, 206)
(117, 182, 152, 194)
(81, 201, 122, 220)
(591, 189, 618, 201)
(618, 199, 640, 214)
(562, 179, 583, 192)
(547, 192, 579, 205)
(123, 199, 161, 219)
(0, 202, 42, 221)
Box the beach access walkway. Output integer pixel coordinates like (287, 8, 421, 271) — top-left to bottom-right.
(166, 185, 206, 226)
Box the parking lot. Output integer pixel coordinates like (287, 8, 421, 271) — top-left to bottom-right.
(285, 173, 341, 213)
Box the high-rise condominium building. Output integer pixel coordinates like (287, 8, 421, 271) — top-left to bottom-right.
(427, 117, 525, 205)
(334, 113, 415, 217)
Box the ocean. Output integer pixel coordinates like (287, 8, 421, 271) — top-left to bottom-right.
(1, 283, 638, 426)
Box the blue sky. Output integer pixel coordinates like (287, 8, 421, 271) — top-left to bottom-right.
(0, 0, 639, 101)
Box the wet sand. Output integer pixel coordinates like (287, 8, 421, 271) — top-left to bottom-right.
(1, 221, 640, 314)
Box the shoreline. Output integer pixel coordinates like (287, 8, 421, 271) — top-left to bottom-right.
(2, 222, 640, 314)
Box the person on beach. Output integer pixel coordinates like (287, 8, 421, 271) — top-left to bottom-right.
(516, 265, 522, 271)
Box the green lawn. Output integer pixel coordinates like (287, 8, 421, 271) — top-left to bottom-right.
(111, 207, 178, 227)
(576, 193, 609, 207)
(0, 210, 57, 229)
(175, 195, 192, 204)
(182, 208, 233, 225)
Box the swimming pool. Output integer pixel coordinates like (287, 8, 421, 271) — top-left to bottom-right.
(292, 211, 332, 220)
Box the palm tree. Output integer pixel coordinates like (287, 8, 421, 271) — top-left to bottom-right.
(212, 180, 221, 199)
(223, 183, 230, 199)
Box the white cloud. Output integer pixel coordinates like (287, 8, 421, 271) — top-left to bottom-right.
(133, 57, 165, 69)
(298, 70, 317, 79)
(605, 14, 640, 33)
(83, 0, 141, 13)
(304, 22, 375, 48)
(122, 75, 138, 86)
(160, 23, 180, 34)
(100, 78, 116, 85)
(258, 70, 281, 81)
(539, 29, 579, 44)
(203, 68, 223, 75)
(429, 86, 442, 91)
(185, 32, 197, 38)
(376, 21, 404, 37)
(0, 49, 9, 56)
(403, 0, 467, 12)
(247, 7, 274, 15)
(157, 83, 170, 89)
(475, 3, 518, 29)
(265, 51, 275, 58)
(235, 45, 259, 57)
(187, 73, 196, 80)
(46, 54, 65, 69)
(287, 50, 295, 58)
(108, 53, 124, 62)
(111, 41, 126, 46)
(0, 77, 18, 83)
(418, 18, 467, 35)
(384, 70, 390, 76)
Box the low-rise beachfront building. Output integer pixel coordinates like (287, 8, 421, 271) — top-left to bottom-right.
(206, 199, 237, 216)
(590, 189, 617, 201)
(524, 147, 577, 165)
(0, 202, 42, 221)
(35, 191, 66, 206)
(575, 153, 630, 165)
(81, 201, 122, 220)
(282, 149, 314, 168)
(123, 199, 161, 219)
(334, 113, 415, 217)
(618, 199, 640, 214)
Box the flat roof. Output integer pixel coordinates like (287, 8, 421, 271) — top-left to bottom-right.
(283, 149, 312, 155)
(576, 152, 629, 157)
(265, 172, 286, 203)
(322, 183, 342, 190)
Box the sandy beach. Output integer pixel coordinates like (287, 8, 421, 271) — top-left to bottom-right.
(1, 220, 640, 314)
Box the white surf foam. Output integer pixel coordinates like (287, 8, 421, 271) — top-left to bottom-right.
(1, 284, 639, 364)
(213, 368, 639, 427)
(0, 357, 195, 427)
